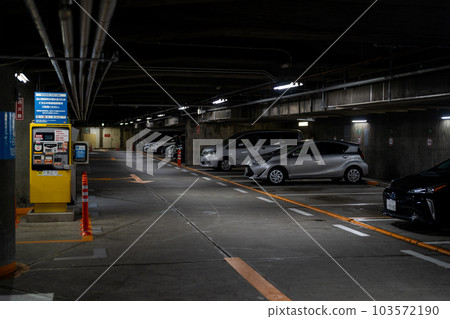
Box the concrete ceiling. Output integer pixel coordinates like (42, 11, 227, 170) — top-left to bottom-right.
(1, 0, 450, 124)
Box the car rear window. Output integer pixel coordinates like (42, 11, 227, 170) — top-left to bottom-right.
(316, 142, 349, 155)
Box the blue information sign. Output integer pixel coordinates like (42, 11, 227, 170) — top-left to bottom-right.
(0, 112, 15, 160)
(34, 92, 68, 124)
(74, 144, 87, 162)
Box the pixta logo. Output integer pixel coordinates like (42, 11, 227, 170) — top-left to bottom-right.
(126, 129, 175, 176)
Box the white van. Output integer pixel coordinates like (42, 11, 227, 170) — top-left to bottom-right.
(200, 129, 303, 171)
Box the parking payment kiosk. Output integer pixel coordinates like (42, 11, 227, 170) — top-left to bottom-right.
(30, 123, 72, 213)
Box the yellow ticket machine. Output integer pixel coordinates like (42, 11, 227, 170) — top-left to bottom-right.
(30, 123, 72, 214)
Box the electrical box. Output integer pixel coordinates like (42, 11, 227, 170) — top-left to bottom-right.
(30, 123, 72, 212)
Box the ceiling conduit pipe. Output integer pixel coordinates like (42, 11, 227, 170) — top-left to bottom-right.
(86, 52, 117, 121)
(79, 0, 93, 119)
(24, 0, 80, 119)
(84, 0, 117, 120)
(59, 1, 81, 120)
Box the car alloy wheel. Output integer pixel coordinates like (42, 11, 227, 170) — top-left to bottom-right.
(268, 168, 286, 185)
(220, 159, 232, 171)
(344, 167, 361, 183)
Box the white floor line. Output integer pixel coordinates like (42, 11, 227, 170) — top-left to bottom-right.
(174, 167, 180, 170)
(233, 188, 248, 194)
(276, 192, 381, 196)
(257, 196, 274, 203)
(401, 250, 450, 269)
(424, 241, 450, 245)
(202, 177, 211, 181)
(54, 248, 107, 261)
(315, 203, 381, 207)
(353, 217, 399, 222)
(288, 208, 314, 217)
(0, 293, 54, 301)
(333, 224, 370, 237)
(216, 182, 228, 186)
(181, 169, 188, 172)
(191, 173, 198, 176)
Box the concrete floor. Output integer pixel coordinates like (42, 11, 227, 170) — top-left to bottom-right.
(2, 150, 450, 301)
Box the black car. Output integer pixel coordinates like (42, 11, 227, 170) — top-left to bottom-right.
(382, 159, 450, 226)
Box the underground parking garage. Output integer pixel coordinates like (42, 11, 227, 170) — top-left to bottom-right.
(1, 0, 450, 316)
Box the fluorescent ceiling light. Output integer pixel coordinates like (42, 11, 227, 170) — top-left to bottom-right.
(125, 122, 129, 125)
(352, 119, 367, 123)
(212, 98, 227, 105)
(15, 72, 30, 83)
(136, 118, 142, 121)
(120, 123, 124, 125)
(101, 123, 105, 126)
(146, 117, 152, 120)
(441, 116, 450, 120)
(274, 82, 302, 90)
(130, 121, 134, 124)
(157, 114, 165, 117)
(178, 106, 189, 110)
(298, 121, 309, 127)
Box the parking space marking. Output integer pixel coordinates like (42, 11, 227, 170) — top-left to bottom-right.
(0, 293, 54, 301)
(181, 169, 188, 172)
(424, 241, 450, 245)
(191, 173, 198, 176)
(202, 177, 211, 181)
(288, 208, 314, 216)
(401, 250, 450, 269)
(216, 182, 228, 187)
(314, 203, 381, 207)
(276, 192, 381, 196)
(353, 217, 399, 222)
(257, 196, 274, 203)
(225, 257, 291, 301)
(234, 188, 248, 194)
(333, 224, 370, 237)
(54, 248, 107, 261)
(174, 167, 180, 170)
(145, 155, 450, 257)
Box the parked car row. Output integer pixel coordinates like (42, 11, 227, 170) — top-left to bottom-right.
(199, 129, 450, 227)
(200, 129, 368, 184)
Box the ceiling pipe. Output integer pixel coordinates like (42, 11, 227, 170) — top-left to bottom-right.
(59, 1, 81, 119)
(84, 0, 117, 120)
(86, 52, 117, 121)
(79, 0, 93, 118)
(24, 0, 80, 119)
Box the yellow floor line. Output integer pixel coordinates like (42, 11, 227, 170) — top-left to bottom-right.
(225, 257, 291, 301)
(16, 239, 85, 244)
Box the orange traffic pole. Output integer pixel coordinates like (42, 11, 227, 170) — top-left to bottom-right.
(81, 171, 92, 239)
(177, 149, 181, 167)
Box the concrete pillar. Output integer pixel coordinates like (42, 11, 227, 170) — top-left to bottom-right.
(0, 67, 16, 277)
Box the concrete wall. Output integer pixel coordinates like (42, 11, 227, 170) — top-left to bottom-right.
(311, 110, 450, 180)
(184, 119, 306, 165)
(79, 127, 122, 149)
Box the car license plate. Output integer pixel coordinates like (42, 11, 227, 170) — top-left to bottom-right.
(386, 199, 396, 211)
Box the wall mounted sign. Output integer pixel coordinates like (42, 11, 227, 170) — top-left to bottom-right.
(34, 92, 67, 124)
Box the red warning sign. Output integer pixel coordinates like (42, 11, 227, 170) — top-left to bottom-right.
(15, 97, 24, 121)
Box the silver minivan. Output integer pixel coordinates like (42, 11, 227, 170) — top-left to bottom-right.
(244, 140, 368, 184)
(200, 130, 303, 171)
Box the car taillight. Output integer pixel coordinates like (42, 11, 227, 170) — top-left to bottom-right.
(358, 149, 365, 160)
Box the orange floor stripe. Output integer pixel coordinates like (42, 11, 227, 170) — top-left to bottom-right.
(16, 239, 84, 244)
(225, 257, 291, 301)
